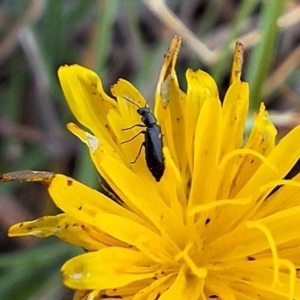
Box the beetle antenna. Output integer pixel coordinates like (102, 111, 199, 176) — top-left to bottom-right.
(145, 96, 150, 108)
(123, 96, 140, 109)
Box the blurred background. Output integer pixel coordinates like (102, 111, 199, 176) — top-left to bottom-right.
(0, 0, 299, 299)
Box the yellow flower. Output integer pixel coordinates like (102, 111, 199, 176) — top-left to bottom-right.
(4, 36, 300, 299)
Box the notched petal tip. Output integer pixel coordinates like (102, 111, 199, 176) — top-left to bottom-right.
(57, 64, 88, 78)
(0, 170, 55, 183)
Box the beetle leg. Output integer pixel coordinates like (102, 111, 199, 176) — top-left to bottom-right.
(131, 142, 146, 164)
(122, 124, 146, 131)
(121, 130, 146, 144)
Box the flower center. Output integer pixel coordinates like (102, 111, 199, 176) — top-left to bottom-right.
(175, 240, 207, 279)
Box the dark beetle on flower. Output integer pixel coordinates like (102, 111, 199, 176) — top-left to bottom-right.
(121, 97, 165, 182)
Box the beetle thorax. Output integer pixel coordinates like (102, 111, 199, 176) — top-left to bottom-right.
(137, 107, 157, 126)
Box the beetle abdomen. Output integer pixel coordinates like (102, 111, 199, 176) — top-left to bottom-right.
(144, 124, 165, 181)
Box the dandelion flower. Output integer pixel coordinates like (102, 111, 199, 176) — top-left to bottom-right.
(4, 36, 300, 299)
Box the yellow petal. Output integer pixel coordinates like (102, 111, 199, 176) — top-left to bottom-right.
(220, 265, 299, 299)
(189, 95, 222, 210)
(154, 35, 186, 172)
(158, 147, 185, 220)
(221, 81, 249, 155)
(100, 155, 187, 249)
(228, 103, 277, 196)
(111, 78, 146, 108)
(183, 276, 205, 300)
(133, 274, 175, 300)
(8, 214, 103, 251)
(67, 122, 125, 174)
(217, 81, 249, 199)
(246, 103, 277, 155)
(208, 205, 300, 263)
(61, 247, 156, 290)
(254, 173, 300, 219)
(238, 124, 300, 199)
(214, 124, 300, 236)
(159, 266, 186, 299)
(67, 122, 121, 160)
(58, 65, 117, 146)
(185, 69, 219, 170)
(205, 274, 236, 300)
(48, 174, 146, 228)
(95, 212, 177, 263)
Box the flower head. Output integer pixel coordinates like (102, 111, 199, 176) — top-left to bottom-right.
(4, 36, 300, 299)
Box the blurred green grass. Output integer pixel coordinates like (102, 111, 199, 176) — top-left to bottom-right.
(0, 0, 298, 299)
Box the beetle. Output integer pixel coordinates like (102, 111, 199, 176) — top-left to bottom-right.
(121, 97, 165, 182)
